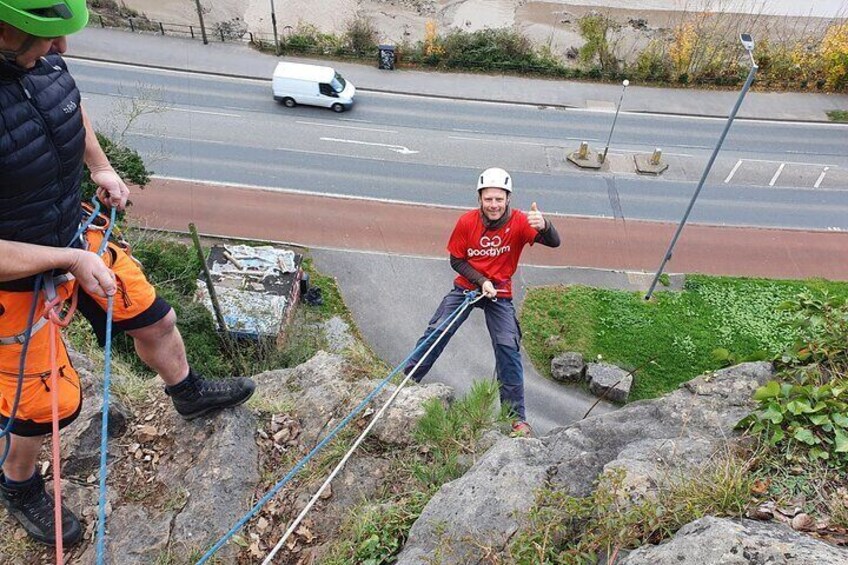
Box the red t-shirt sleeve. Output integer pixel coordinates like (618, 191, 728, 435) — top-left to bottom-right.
(446, 214, 469, 258)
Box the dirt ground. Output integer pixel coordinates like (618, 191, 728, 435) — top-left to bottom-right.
(120, 1, 847, 61)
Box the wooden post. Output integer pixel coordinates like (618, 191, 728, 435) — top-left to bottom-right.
(188, 223, 228, 333)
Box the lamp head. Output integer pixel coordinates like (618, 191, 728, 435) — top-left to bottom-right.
(740, 33, 754, 52)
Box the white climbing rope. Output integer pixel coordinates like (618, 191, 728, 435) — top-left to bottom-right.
(261, 292, 485, 563)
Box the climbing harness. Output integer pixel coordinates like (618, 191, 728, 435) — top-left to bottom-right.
(261, 291, 485, 563)
(196, 291, 482, 565)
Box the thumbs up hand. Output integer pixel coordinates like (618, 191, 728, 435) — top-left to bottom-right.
(527, 201, 546, 231)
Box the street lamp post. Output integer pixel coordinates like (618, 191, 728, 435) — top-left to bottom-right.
(193, 0, 208, 45)
(600, 79, 629, 164)
(645, 34, 759, 300)
(270, 0, 280, 54)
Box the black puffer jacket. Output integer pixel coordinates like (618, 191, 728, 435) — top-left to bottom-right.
(0, 54, 85, 252)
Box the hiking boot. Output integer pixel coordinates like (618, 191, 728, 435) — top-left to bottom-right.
(510, 421, 533, 438)
(0, 471, 82, 546)
(166, 370, 256, 420)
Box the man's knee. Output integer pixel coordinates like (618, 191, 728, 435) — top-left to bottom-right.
(126, 308, 177, 340)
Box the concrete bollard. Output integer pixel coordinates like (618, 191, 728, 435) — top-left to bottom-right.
(634, 147, 669, 175)
(567, 141, 602, 169)
(650, 148, 663, 166)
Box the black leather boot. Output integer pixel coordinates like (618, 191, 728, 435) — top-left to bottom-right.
(0, 471, 82, 546)
(165, 369, 256, 420)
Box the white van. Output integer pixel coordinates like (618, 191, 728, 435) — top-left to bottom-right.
(272, 62, 356, 113)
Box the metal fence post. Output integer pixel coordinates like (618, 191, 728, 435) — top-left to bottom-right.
(190, 25, 194, 39)
(128, 18, 134, 32)
(159, 21, 164, 35)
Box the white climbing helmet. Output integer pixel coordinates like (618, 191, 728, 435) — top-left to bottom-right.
(477, 167, 512, 194)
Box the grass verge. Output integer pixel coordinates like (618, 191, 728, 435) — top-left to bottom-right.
(827, 110, 848, 121)
(520, 275, 848, 400)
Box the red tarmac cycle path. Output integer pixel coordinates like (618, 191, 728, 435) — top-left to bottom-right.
(130, 178, 848, 281)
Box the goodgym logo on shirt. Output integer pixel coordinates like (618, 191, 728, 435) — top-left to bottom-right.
(468, 235, 511, 257)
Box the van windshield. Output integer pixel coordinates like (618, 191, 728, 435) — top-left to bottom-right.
(331, 73, 346, 93)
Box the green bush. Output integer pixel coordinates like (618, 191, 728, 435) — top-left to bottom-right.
(738, 291, 848, 467)
(739, 379, 848, 466)
(578, 13, 620, 73)
(81, 132, 151, 209)
(419, 28, 567, 75)
(633, 41, 672, 82)
(344, 15, 378, 55)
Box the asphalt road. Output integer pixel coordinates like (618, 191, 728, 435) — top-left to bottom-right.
(71, 59, 848, 231)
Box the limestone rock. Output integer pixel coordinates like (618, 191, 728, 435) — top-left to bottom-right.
(60, 363, 131, 478)
(371, 382, 453, 446)
(397, 437, 550, 564)
(621, 516, 847, 564)
(586, 362, 632, 403)
(77, 505, 173, 565)
(320, 316, 355, 353)
(551, 352, 586, 383)
(253, 351, 371, 435)
(397, 362, 774, 562)
(157, 407, 258, 558)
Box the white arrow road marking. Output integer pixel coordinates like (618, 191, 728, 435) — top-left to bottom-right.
(320, 137, 419, 154)
(814, 166, 829, 189)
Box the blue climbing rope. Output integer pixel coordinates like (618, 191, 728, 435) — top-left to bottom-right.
(95, 205, 117, 565)
(95, 293, 114, 564)
(195, 291, 479, 564)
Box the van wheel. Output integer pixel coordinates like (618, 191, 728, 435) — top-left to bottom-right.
(282, 97, 296, 108)
(331, 103, 345, 113)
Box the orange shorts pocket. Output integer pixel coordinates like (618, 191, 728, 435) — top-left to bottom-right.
(83, 230, 156, 322)
(0, 330, 81, 424)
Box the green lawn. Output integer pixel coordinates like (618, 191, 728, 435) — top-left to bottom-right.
(520, 275, 848, 401)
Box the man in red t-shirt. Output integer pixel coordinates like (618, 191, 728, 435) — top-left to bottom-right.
(404, 168, 561, 436)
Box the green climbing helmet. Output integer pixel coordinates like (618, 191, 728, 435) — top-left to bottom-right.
(0, 0, 89, 37)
